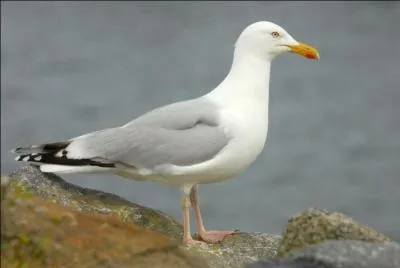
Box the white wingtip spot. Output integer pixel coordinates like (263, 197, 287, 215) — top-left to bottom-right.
(14, 156, 21, 161)
(22, 156, 30, 161)
(33, 155, 42, 161)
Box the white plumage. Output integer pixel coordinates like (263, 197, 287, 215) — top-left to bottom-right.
(12, 21, 319, 245)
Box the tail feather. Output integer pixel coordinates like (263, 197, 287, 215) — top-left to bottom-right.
(12, 140, 115, 169)
(11, 141, 70, 154)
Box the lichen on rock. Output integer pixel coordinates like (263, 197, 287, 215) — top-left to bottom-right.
(1, 176, 208, 268)
(6, 166, 395, 268)
(186, 232, 282, 268)
(4, 165, 282, 268)
(7, 165, 183, 239)
(276, 207, 392, 257)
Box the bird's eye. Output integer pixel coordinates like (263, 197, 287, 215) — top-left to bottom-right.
(271, 31, 280, 38)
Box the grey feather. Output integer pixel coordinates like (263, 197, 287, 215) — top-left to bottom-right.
(65, 97, 230, 169)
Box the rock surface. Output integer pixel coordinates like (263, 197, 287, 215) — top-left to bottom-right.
(4, 165, 396, 268)
(1, 177, 208, 268)
(4, 165, 282, 268)
(246, 240, 400, 268)
(7, 165, 183, 239)
(276, 208, 392, 257)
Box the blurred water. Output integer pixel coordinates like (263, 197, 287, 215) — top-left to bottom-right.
(2, 2, 400, 240)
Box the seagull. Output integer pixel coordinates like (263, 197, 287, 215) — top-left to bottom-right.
(11, 21, 319, 245)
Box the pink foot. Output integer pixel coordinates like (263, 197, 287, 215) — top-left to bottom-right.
(199, 230, 239, 244)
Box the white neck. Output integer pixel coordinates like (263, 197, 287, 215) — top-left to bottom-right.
(206, 47, 272, 107)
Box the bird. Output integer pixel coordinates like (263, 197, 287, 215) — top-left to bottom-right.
(11, 21, 319, 246)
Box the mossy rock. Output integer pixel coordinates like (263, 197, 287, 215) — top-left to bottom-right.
(1, 177, 208, 268)
(276, 208, 392, 257)
(5, 165, 282, 267)
(7, 165, 183, 240)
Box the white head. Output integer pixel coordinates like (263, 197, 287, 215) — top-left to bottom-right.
(235, 21, 319, 61)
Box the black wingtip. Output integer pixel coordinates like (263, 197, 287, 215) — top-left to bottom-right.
(14, 155, 25, 161)
(14, 151, 115, 168)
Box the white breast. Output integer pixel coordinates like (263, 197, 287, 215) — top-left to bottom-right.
(215, 99, 269, 174)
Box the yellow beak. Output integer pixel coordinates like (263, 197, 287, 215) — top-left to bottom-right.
(286, 42, 320, 60)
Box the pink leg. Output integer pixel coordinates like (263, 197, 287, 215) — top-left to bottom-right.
(180, 195, 205, 246)
(190, 185, 239, 243)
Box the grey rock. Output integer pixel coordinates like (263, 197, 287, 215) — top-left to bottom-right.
(289, 240, 400, 268)
(247, 240, 400, 268)
(186, 232, 282, 268)
(246, 259, 334, 268)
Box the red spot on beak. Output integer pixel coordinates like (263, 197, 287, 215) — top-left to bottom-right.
(305, 53, 315, 59)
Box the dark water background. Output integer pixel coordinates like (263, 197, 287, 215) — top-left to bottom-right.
(2, 2, 400, 240)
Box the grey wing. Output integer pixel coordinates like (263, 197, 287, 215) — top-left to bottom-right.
(64, 98, 230, 169)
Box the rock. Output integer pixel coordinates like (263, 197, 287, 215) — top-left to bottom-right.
(5, 166, 397, 268)
(245, 260, 320, 268)
(5, 165, 282, 268)
(187, 232, 282, 268)
(288, 240, 400, 268)
(246, 240, 400, 268)
(8, 165, 183, 239)
(1, 177, 208, 268)
(276, 208, 392, 257)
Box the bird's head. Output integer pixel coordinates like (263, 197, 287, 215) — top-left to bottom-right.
(235, 21, 320, 61)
